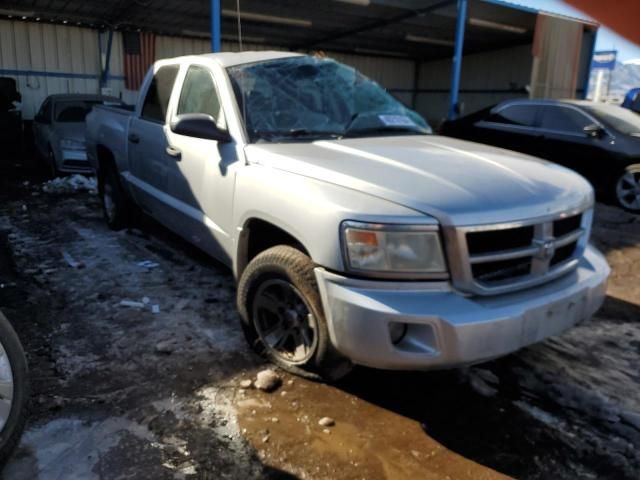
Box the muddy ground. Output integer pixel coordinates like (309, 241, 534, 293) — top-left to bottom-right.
(0, 161, 639, 480)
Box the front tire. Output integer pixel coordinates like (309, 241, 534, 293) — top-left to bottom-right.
(99, 165, 131, 230)
(237, 246, 352, 381)
(0, 311, 28, 465)
(614, 164, 640, 213)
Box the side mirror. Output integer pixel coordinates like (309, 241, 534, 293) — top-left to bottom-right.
(170, 114, 231, 143)
(583, 124, 604, 138)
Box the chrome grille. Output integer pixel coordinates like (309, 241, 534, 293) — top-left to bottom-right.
(445, 209, 592, 296)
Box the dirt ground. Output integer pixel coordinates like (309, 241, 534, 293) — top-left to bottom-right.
(0, 160, 639, 480)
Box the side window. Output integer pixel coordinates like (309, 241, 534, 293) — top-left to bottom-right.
(177, 65, 226, 129)
(487, 105, 538, 127)
(141, 65, 180, 123)
(540, 106, 592, 133)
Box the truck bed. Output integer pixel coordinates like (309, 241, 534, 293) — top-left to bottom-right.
(85, 103, 135, 174)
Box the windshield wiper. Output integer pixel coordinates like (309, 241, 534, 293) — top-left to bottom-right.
(253, 129, 341, 142)
(342, 111, 427, 138)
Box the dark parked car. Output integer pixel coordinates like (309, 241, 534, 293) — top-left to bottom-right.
(33, 94, 125, 176)
(441, 99, 640, 212)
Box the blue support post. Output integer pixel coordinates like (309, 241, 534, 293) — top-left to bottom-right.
(581, 28, 598, 99)
(448, 0, 467, 120)
(211, 0, 221, 52)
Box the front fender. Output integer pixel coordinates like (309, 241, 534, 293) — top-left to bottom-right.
(233, 164, 429, 274)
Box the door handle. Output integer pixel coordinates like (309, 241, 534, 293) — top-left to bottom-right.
(128, 133, 140, 144)
(165, 145, 181, 160)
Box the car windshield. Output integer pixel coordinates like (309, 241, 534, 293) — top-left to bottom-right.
(227, 56, 431, 142)
(584, 103, 640, 136)
(55, 100, 112, 123)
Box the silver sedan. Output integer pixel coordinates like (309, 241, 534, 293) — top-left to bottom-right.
(33, 94, 124, 176)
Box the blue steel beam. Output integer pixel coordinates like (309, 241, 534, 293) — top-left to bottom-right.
(581, 28, 599, 99)
(448, 0, 468, 120)
(211, 0, 221, 52)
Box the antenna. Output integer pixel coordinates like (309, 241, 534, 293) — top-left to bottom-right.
(236, 0, 243, 52)
(235, 0, 248, 128)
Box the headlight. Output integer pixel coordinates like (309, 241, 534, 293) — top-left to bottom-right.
(60, 138, 85, 151)
(341, 221, 447, 277)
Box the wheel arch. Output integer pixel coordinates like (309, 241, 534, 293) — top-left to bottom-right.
(236, 217, 311, 280)
(95, 144, 116, 184)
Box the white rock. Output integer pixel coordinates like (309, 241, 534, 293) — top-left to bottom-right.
(254, 369, 281, 392)
(318, 417, 335, 427)
(155, 340, 175, 354)
(119, 300, 145, 308)
(240, 379, 253, 389)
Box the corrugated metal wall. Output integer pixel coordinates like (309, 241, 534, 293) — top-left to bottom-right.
(0, 19, 417, 119)
(416, 44, 533, 127)
(0, 19, 102, 118)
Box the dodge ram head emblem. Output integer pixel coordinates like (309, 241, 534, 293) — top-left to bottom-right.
(534, 238, 556, 260)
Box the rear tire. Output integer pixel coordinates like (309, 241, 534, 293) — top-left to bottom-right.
(613, 164, 640, 213)
(99, 164, 131, 230)
(237, 245, 352, 382)
(0, 311, 28, 466)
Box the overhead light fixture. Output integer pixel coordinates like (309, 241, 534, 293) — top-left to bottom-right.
(405, 34, 454, 46)
(221, 9, 312, 28)
(468, 17, 527, 34)
(354, 47, 409, 58)
(334, 0, 371, 6)
(0, 9, 34, 17)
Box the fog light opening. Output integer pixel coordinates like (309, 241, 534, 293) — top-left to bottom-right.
(389, 322, 408, 345)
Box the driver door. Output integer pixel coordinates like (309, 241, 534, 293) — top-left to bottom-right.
(537, 105, 607, 183)
(164, 64, 238, 263)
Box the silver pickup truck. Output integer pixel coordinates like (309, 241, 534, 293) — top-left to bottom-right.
(86, 51, 610, 380)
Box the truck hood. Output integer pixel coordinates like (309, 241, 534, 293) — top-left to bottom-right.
(245, 135, 593, 226)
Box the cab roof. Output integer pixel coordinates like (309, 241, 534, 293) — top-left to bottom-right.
(201, 51, 303, 68)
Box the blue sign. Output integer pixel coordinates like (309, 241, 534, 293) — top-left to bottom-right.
(592, 50, 617, 70)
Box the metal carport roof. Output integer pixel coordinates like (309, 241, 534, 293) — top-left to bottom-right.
(0, 0, 577, 61)
(0, 0, 598, 119)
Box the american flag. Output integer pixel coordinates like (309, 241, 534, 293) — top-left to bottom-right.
(123, 32, 156, 90)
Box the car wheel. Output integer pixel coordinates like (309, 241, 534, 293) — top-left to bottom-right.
(237, 245, 352, 381)
(99, 165, 131, 230)
(0, 311, 29, 466)
(46, 148, 59, 179)
(614, 164, 640, 213)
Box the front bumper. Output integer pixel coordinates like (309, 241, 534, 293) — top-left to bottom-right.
(314, 244, 609, 370)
